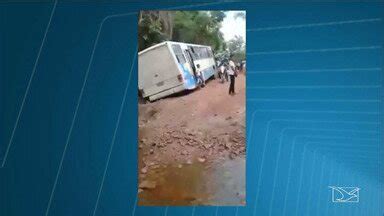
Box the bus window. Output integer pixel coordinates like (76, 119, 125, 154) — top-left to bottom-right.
(172, 44, 186, 64)
(172, 44, 182, 53)
(176, 55, 186, 64)
(204, 48, 209, 58)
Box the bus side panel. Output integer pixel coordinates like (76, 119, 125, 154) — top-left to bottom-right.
(193, 58, 216, 81)
(202, 66, 215, 81)
(138, 45, 184, 98)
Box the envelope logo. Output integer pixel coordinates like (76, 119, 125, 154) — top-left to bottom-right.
(329, 186, 360, 203)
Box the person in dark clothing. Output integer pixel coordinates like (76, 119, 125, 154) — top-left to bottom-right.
(228, 58, 236, 95)
(229, 75, 235, 94)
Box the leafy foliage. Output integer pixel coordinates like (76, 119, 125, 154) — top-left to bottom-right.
(227, 35, 245, 62)
(138, 11, 173, 51)
(227, 35, 244, 54)
(139, 11, 226, 52)
(138, 11, 245, 62)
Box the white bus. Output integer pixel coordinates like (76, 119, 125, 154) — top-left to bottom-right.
(138, 41, 216, 101)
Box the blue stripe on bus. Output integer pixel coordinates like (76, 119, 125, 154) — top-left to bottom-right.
(179, 63, 197, 89)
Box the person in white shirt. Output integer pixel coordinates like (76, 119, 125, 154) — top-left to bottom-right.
(219, 63, 226, 83)
(195, 64, 205, 87)
(228, 59, 236, 95)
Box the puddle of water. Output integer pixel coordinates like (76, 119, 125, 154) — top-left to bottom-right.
(208, 157, 246, 205)
(138, 157, 245, 206)
(138, 162, 210, 206)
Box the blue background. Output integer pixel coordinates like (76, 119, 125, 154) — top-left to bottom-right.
(1, 1, 383, 216)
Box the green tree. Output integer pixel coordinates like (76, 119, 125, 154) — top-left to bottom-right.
(172, 11, 226, 51)
(138, 11, 227, 52)
(227, 35, 245, 62)
(227, 35, 245, 54)
(138, 11, 173, 51)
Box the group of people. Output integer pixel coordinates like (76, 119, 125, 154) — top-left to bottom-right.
(194, 57, 242, 96)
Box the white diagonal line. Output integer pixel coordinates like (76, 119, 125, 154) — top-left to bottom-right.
(44, 11, 105, 216)
(248, 46, 382, 55)
(1, 0, 58, 168)
(248, 18, 382, 31)
(131, 195, 138, 216)
(92, 50, 137, 216)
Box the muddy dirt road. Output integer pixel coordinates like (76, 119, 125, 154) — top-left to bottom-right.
(138, 74, 246, 206)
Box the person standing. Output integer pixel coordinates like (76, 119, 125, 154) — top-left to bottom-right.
(219, 63, 226, 83)
(195, 64, 205, 87)
(228, 58, 236, 95)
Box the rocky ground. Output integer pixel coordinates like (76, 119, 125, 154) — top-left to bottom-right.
(138, 74, 246, 205)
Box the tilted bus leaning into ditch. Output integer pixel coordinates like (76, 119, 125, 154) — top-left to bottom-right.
(138, 41, 216, 101)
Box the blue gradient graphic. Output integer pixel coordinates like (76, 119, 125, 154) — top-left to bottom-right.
(1, 1, 383, 216)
